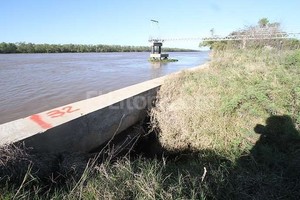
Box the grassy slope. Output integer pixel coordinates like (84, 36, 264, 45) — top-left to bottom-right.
(151, 49, 300, 199)
(152, 49, 300, 154)
(1, 49, 300, 199)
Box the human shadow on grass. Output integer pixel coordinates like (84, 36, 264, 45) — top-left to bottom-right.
(234, 115, 300, 199)
(137, 115, 300, 199)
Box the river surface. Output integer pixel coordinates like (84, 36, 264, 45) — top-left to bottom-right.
(0, 52, 209, 124)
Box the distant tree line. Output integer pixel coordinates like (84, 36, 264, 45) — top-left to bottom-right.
(0, 42, 197, 54)
(200, 18, 300, 50)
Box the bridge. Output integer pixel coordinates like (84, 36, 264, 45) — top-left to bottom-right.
(149, 19, 300, 58)
(149, 32, 300, 43)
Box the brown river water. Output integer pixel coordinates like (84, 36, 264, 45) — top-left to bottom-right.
(0, 52, 209, 124)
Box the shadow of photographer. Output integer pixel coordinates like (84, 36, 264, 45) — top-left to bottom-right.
(235, 115, 300, 199)
(253, 115, 300, 174)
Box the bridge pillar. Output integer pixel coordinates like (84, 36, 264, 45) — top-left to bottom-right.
(242, 39, 246, 49)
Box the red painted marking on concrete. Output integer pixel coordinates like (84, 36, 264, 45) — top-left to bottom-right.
(30, 114, 52, 129)
(46, 106, 80, 118)
(47, 110, 65, 118)
(62, 106, 80, 113)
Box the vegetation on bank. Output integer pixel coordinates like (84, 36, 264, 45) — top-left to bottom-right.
(150, 48, 300, 199)
(200, 18, 300, 51)
(0, 42, 196, 54)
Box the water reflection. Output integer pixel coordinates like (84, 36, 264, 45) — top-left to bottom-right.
(149, 61, 169, 78)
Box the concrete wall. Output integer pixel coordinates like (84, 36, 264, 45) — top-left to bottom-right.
(0, 76, 165, 153)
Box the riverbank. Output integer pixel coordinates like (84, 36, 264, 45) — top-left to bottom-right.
(150, 48, 300, 198)
(0, 42, 199, 54)
(1, 49, 300, 199)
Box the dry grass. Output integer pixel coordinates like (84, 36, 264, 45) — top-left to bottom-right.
(151, 49, 300, 158)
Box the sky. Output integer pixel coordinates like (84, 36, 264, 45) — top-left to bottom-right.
(1, 0, 300, 50)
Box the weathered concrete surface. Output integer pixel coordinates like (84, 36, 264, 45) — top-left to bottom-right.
(0, 76, 165, 153)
